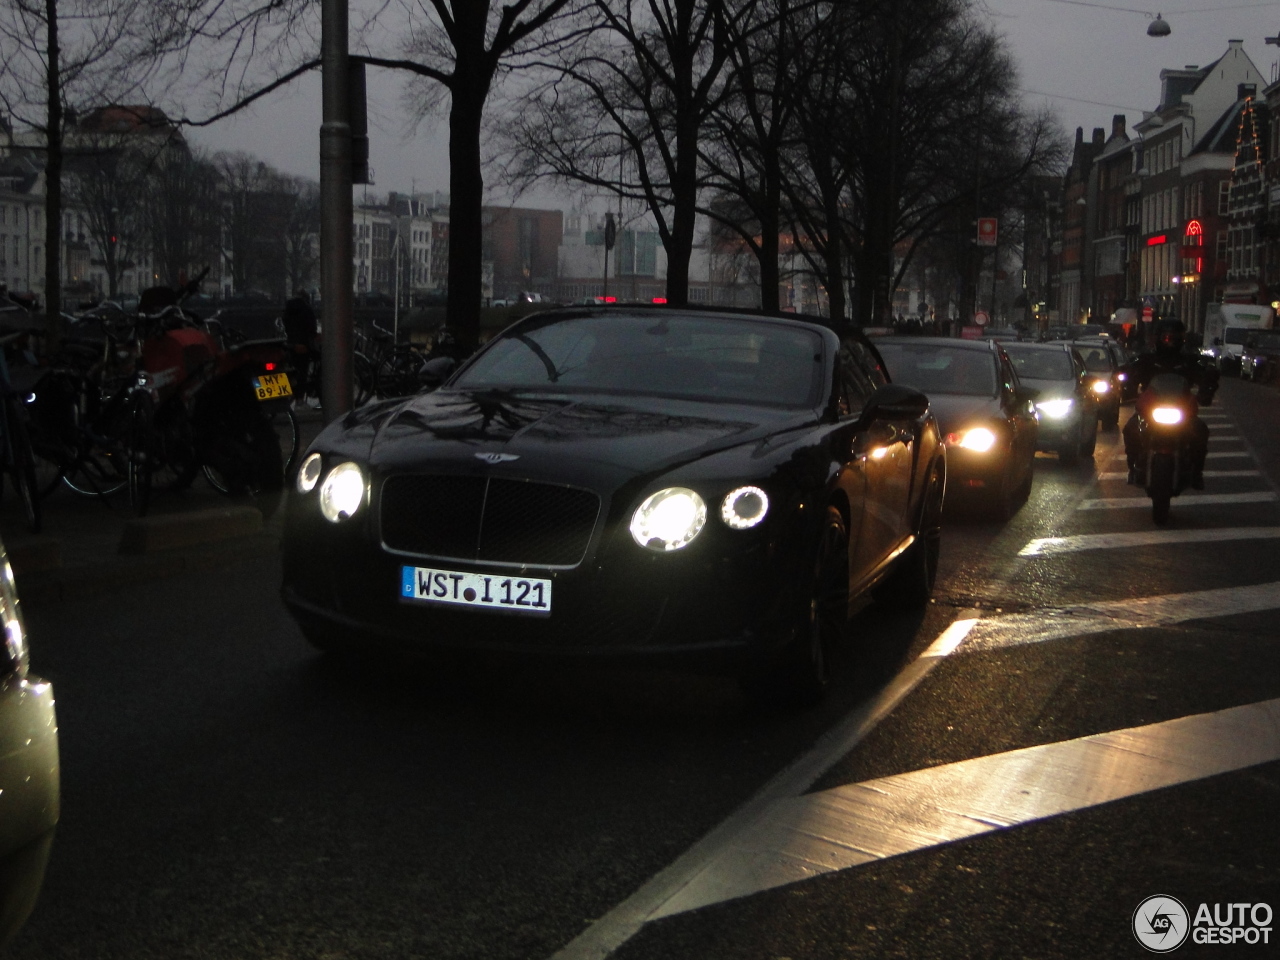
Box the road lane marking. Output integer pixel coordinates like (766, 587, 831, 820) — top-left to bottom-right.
(1207, 451, 1254, 459)
(549, 618, 979, 960)
(961, 580, 1280, 652)
(1018, 527, 1280, 557)
(647, 699, 1280, 918)
(1208, 434, 1241, 441)
(1096, 470, 1260, 480)
(1079, 491, 1277, 510)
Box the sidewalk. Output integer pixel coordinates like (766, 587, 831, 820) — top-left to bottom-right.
(1, 406, 326, 607)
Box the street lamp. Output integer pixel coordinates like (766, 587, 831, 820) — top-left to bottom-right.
(1147, 13, 1170, 37)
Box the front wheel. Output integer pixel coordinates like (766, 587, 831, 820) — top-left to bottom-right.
(740, 505, 848, 708)
(201, 412, 285, 518)
(1149, 454, 1174, 525)
(876, 462, 944, 610)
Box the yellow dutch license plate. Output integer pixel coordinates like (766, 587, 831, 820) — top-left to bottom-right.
(253, 372, 293, 400)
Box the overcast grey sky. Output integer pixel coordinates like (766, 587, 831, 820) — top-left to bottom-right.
(187, 1, 1280, 201)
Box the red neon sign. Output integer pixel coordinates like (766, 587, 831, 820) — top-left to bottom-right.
(1146, 235, 1168, 246)
(1184, 220, 1203, 274)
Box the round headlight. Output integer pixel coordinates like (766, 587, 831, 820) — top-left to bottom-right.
(721, 485, 769, 529)
(1090, 379, 1111, 395)
(630, 487, 706, 551)
(319, 461, 367, 522)
(296, 452, 323, 494)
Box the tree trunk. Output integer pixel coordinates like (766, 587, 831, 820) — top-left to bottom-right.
(43, 0, 62, 351)
(447, 89, 485, 354)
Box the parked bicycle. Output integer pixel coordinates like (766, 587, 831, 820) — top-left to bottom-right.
(0, 328, 43, 533)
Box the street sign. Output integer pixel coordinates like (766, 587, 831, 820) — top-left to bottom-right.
(1142, 306, 1154, 322)
(977, 218, 997, 247)
(974, 310, 989, 326)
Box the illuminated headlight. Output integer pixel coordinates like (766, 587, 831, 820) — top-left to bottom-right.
(0, 554, 27, 674)
(1151, 406, 1184, 425)
(296, 452, 323, 494)
(1036, 398, 1074, 419)
(721, 486, 769, 529)
(319, 461, 368, 522)
(1117, 372, 1128, 382)
(947, 427, 998, 453)
(1090, 379, 1111, 395)
(631, 487, 706, 551)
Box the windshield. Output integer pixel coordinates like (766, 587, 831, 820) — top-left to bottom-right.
(1002, 345, 1074, 381)
(1077, 345, 1113, 373)
(875, 343, 996, 397)
(452, 313, 826, 407)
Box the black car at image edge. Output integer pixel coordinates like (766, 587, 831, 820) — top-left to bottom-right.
(281, 307, 946, 704)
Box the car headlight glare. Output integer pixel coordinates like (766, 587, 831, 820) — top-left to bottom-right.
(319, 461, 368, 522)
(0, 555, 27, 675)
(1036, 398, 1074, 419)
(1090, 379, 1110, 395)
(296, 452, 323, 494)
(947, 426, 998, 453)
(721, 485, 769, 529)
(631, 487, 706, 551)
(1151, 406, 1184, 425)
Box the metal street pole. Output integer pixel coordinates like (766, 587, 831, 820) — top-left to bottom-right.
(320, 0, 354, 420)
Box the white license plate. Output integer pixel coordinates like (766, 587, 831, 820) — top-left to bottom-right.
(400, 565, 552, 616)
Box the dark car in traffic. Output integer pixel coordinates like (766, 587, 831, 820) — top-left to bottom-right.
(1055, 336, 1127, 426)
(1240, 331, 1280, 383)
(873, 337, 1037, 519)
(281, 307, 946, 704)
(0, 539, 59, 948)
(1000, 341, 1100, 466)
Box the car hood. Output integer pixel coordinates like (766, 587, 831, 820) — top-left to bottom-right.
(918, 393, 1002, 431)
(363, 388, 815, 481)
(1017, 377, 1076, 401)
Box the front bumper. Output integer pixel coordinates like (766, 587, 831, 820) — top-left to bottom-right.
(281, 491, 803, 672)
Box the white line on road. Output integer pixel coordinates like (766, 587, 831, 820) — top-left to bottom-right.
(647, 699, 1280, 918)
(1079, 491, 1277, 510)
(1206, 451, 1254, 459)
(961, 580, 1280, 652)
(1096, 469, 1261, 481)
(1018, 527, 1280, 557)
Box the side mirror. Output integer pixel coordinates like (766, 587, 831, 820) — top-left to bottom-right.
(858, 383, 929, 426)
(418, 355, 456, 389)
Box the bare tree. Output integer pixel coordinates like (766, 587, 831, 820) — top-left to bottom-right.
(62, 128, 150, 298)
(0, 0, 186, 341)
(281, 175, 320, 296)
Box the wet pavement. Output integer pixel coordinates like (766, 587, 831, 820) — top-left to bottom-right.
(0, 406, 326, 607)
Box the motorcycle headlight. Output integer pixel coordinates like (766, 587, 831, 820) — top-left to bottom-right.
(296, 452, 323, 494)
(1, 553, 27, 675)
(319, 462, 368, 522)
(1036, 398, 1074, 419)
(721, 486, 769, 529)
(631, 487, 706, 551)
(946, 426, 998, 453)
(1151, 406, 1184, 425)
(1117, 372, 1128, 382)
(1090, 379, 1110, 395)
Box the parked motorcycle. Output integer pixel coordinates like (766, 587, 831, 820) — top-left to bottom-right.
(1128, 371, 1205, 525)
(131, 274, 293, 516)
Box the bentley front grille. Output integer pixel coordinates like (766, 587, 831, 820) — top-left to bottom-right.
(380, 474, 601, 567)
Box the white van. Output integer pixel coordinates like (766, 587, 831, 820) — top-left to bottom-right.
(1201, 303, 1274, 372)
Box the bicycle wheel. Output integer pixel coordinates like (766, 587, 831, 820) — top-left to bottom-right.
(2, 394, 42, 533)
(126, 391, 155, 516)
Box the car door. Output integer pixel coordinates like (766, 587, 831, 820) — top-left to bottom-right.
(839, 336, 914, 587)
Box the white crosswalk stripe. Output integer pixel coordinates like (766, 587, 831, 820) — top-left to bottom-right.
(1096, 470, 1260, 481)
(1079, 491, 1277, 510)
(1018, 527, 1280, 557)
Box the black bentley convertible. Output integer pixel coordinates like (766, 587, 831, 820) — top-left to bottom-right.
(281, 307, 945, 704)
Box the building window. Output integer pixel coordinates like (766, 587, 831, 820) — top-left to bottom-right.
(1219, 181, 1230, 216)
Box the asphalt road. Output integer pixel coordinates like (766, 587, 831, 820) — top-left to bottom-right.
(5, 376, 1279, 959)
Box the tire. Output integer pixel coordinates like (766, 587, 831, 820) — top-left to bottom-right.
(740, 505, 848, 708)
(1058, 426, 1080, 466)
(876, 462, 943, 611)
(201, 412, 285, 519)
(985, 464, 1017, 522)
(3, 395, 42, 533)
(1149, 453, 1174, 525)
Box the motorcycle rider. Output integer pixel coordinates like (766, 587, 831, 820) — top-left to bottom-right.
(282, 289, 320, 404)
(1123, 320, 1209, 489)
